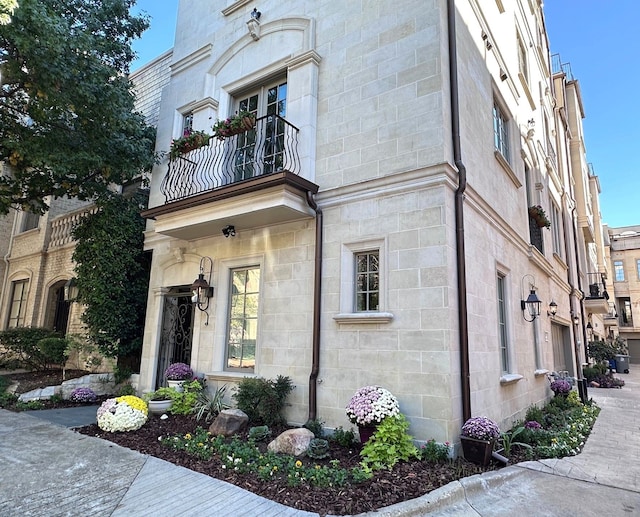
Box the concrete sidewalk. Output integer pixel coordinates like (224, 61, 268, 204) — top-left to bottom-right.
(1, 371, 640, 516)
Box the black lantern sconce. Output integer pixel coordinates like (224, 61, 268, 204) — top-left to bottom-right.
(520, 274, 542, 322)
(191, 256, 214, 324)
(64, 278, 79, 302)
(547, 300, 557, 317)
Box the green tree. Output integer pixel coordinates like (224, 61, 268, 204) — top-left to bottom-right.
(0, 0, 18, 25)
(71, 191, 150, 366)
(0, 0, 155, 214)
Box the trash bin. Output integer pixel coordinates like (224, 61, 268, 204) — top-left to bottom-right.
(609, 358, 617, 370)
(615, 354, 630, 374)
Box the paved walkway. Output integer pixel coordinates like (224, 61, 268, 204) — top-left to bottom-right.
(1, 370, 640, 516)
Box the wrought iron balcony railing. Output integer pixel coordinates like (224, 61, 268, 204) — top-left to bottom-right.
(585, 272, 609, 300)
(161, 115, 300, 203)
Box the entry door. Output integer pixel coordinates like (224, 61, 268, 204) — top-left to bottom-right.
(234, 80, 287, 181)
(156, 290, 194, 388)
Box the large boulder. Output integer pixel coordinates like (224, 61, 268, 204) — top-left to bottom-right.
(208, 409, 249, 437)
(267, 428, 315, 457)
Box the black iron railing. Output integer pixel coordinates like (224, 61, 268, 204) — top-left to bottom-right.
(161, 115, 300, 203)
(585, 272, 609, 300)
(529, 215, 544, 253)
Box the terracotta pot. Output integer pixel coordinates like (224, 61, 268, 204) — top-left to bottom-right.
(460, 435, 495, 466)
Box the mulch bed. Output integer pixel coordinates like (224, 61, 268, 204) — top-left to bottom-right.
(76, 415, 501, 516)
(2, 370, 509, 515)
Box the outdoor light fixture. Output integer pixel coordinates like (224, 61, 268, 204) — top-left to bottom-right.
(247, 8, 261, 40)
(63, 278, 78, 302)
(520, 274, 542, 322)
(547, 300, 557, 317)
(222, 225, 236, 238)
(571, 313, 580, 325)
(191, 256, 214, 324)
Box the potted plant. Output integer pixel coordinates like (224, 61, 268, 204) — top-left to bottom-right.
(460, 416, 500, 466)
(345, 385, 400, 443)
(550, 379, 572, 398)
(165, 362, 193, 391)
(169, 130, 211, 160)
(96, 395, 148, 432)
(144, 387, 178, 415)
(528, 205, 551, 229)
(212, 110, 256, 140)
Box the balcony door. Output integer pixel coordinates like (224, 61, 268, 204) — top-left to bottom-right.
(233, 79, 287, 181)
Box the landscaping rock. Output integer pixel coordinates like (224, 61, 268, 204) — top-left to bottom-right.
(208, 409, 248, 436)
(267, 428, 314, 457)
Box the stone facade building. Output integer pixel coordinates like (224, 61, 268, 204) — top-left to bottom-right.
(137, 0, 609, 444)
(606, 226, 640, 362)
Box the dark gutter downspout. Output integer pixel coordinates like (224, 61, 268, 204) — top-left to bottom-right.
(570, 206, 589, 402)
(306, 191, 323, 422)
(447, 0, 471, 422)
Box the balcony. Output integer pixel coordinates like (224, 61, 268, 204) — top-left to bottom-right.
(143, 115, 319, 241)
(603, 302, 619, 327)
(583, 272, 610, 314)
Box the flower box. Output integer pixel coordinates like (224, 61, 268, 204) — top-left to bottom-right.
(460, 436, 495, 466)
(212, 111, 256, 140)
(528, 205, 551, 229)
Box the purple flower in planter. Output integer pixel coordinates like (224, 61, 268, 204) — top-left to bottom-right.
(165, 362, 193, 380)
(461, 416, 500, 441)
(525, 420, 542, 430)
(70, 387, 97, 403)
(550, 379, 571, 396)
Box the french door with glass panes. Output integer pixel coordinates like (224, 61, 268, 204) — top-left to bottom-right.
(233, 79, 287, 182)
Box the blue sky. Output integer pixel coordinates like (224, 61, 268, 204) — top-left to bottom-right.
(129, 2, 638, 228)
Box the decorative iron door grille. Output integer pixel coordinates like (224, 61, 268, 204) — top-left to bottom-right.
(156, 289, 194, 388)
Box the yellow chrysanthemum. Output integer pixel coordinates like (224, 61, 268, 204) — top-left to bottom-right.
(116, 395, 148, 415)
(295, 460, 302, 468)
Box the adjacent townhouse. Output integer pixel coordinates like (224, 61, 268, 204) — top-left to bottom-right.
(606, 226, 640, 362)
(0, 51, 172, 349)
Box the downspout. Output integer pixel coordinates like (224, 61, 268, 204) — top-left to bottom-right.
(306, 191, 323, 422)
(447, 0, 471, 422)
(570, 205, 589, 402)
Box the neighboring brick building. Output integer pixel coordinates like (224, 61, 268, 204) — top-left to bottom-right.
(0, 51, 172, 342)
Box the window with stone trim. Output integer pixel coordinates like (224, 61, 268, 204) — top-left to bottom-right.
(355, 250, 379, 312)
(7, 279, 28, 328)
(225, 266, 260, 373)
(493, 100, 511, 163)
(497, 272, 510, 373)
(614, 260, 625, 282)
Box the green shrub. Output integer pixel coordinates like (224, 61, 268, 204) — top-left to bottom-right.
(332, 426, 356, 448)
(420, 439, 450, 462)
(303, 418, 324, 438)
(116, 383, 136, 396)
(169, 379, 203, 415)
(582, 366, 599, 382)
(233, 375, 293, 427)
(0, 391, 18, 407)
(360, 414, 419, 471)
(525, 405, 545, 424)
(0, 327, 61, 371)
(37, 337, 68, 368)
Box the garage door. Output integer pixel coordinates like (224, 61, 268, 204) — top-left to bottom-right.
(627, 339, 640, 364)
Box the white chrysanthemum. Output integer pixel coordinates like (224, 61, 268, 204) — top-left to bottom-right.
(97, 397, 147, 432)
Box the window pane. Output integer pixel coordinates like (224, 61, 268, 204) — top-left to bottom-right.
(8, 280, 28, 328)
(226, 267, 260, 372)
(497, 274, 509, 373)
(354, 251, 380, 312)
